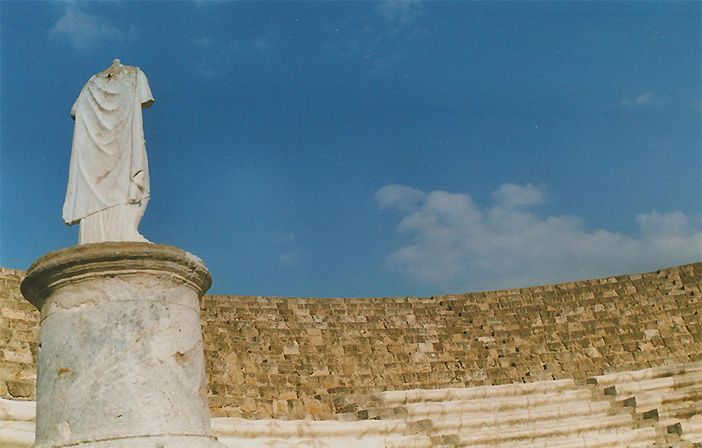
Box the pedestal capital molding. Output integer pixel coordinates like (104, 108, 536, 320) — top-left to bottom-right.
(21, 242, 212, 310)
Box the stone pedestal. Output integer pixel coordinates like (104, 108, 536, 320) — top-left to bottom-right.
(21, 243, 225, 448)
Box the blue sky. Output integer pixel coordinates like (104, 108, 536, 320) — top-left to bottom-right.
(1, 1, 700, 297)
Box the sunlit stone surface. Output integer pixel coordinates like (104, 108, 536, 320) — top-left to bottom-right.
(20, 243, 225, 448)
(63, 59, 153, 245)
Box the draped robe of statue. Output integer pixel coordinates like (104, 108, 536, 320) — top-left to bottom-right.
(62, 60, 154, 244)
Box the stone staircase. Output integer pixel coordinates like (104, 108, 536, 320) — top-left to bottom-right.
(336, 362, 702, 447)
(589, 361, 702, 447)
(0, 397, 34, 448)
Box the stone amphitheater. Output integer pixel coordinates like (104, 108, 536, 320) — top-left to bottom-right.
(1, 262, 700, 447)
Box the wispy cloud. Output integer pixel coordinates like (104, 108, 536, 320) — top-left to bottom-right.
(230, 32, 275, 52)
(377, 0, 424, 27)
(376, 183, 701, 292)
(278, 249, 302, 267)
(191, 31, 275, 78)
(621, 91, 654, 108)
(195, 61, 225, 79)
(191, 36, 214, 48)
(49, 7, 137, 50)
(324, 1, 425, 75)
(376, 184, 426, 212)
(191, 32, 275, 52)
(491, 183, 544, 208)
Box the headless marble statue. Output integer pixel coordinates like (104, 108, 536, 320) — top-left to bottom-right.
(63, 59, 154, 244)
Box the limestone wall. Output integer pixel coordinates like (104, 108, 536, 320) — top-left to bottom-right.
(0, 262, 700, 420)
(201, 263, 701, 419)
(0, 268, 38, 400)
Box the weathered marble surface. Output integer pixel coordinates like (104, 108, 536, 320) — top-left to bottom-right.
(63, 59, 153, 244)
(20, 243, 224, 448)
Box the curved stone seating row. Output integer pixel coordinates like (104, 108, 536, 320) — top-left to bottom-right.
(211, 418, 432, 448)
(424, 400, 612, 432)
(587, 361, 702, 388)
(658, 403, 702, 423)
(588, 362, 702, 447)
(0, 385, 690, 448)
(217, 435, 432, 448)
(623, 385, 702, 412)
(356, 381, 586, 422)
(604, 371, 702, 398)
(0, 397, 34, 422)
(0, 416, 682, 448)
(1, 362, 699, 447)
(453, 413, 649, 446)
(0, 420, 33, 448)
(212, 416, 411, 437)
(672, 414, 702, 445)
(400, 389, 596, 419)
(468, 426, 661, 448)
(0, 405, 436, 448)
(363, 378, 668, 447)
(0, 398, 34, 448)
(380, 378, 576, 405)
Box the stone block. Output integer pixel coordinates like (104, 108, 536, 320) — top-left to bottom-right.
(6, 380, 33, 398)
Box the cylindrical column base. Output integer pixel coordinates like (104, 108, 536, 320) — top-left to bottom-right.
(21, 243, 225, 448)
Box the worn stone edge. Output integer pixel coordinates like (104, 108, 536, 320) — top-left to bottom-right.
(20, 243, 211, 309)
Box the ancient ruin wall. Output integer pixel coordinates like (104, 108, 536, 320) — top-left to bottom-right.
(1, 263, 700, 420)
(201, 263, 702, 419)
(0, 268, 38, 400)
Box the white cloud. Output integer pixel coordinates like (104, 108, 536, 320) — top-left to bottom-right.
(323, 1, 424, 75)
(278, 249, 302, 267)
(50, 8, 136, 50)
(191, 37, 214, 48)
(621, 91, 654, 108)
(635, 91, 653, 105)
(191, 32, 274, 78)
(491, 183, 544, 208)
(196, 62, 225, 79)
(375, 184, 426, 212)
(250, 35, 273, 51)
(230, 31, 276, 52)
(377, 183, 702, 292)
(378, 0, 424, 25)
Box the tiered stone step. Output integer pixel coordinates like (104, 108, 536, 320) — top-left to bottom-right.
(604, 372, 702, 399)
(210, 417, 432, 448)
(466, 424, 660, 448)
(0, 421, 34, 448)
(0, 374, 697, 448)
(588, 362, 702, 447)
(359, 380, 583, 421)
(646, 401, 702, 422)
(670, 414, 702, 445)
(368, 378, 664, 447)
(380, 378, 577, 405)
(623, 385, 702, 413)
(588, 362, 702, 389)
(402, 390, 606, 421)
(452, 413, 640, 446)
(0, 397, 35, 448)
